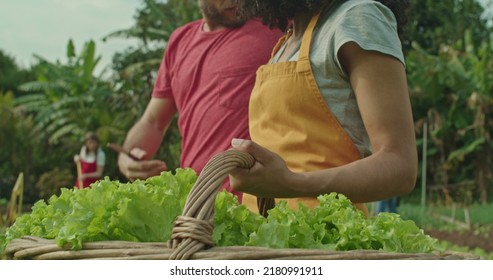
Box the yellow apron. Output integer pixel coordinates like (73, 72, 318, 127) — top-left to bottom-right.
(243, 10, 368, 215)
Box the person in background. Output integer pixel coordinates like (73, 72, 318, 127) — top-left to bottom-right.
(117, 0, 282, 202)
(229, 0, 417, 214)
(375, 197, 400, 214)
(74, 131, 106, 189)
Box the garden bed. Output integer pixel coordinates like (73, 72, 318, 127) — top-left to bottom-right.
(426, 227, 493, 253)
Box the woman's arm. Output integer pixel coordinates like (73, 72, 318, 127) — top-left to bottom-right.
(230, 43, 417, 203)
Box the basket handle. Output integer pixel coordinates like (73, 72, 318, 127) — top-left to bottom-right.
(168, 149, 275, 260)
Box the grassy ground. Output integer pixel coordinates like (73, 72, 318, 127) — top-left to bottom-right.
(394, 202, 493, 259)
(397, 202, 493, 229)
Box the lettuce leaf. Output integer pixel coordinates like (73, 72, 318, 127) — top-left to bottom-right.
(214, 192, 439, 253)
(2, 172, 438, 255)
(4, 168, 196, 250)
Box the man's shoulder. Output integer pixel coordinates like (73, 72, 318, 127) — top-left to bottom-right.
(172, 19, 203, 36)
(166, 19, 202, 49)
(236, 19, 283, 40)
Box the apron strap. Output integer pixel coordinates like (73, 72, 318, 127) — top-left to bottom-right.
(297, 2, 339, 72)
(298, 10, 323, 62)
(297, 10, 323, 73)
(272, 30, 292, 58)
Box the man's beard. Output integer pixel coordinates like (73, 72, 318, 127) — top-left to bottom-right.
(234, 0, 261, 21)
(200, 1, 245, 28)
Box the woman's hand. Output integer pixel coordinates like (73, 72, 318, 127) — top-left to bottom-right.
(229, 138, 299, 198)
(118, 147, 168, 181)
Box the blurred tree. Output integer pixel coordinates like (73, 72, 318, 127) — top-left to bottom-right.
(16, 40, 115, 144)
(0, 91, 39, 203)
(403, 0, 489, 54)
(0, 50, 35, 96)
(375, 0, 493, 204)
(2, 0, 204, 204)
(13, 40, 127, 197)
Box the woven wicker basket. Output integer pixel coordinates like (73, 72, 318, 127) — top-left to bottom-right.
(6, 235, 478, 260)
(5, 150, 480, 260)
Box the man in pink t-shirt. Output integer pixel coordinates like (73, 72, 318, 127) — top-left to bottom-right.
(117, 0, 282, 202)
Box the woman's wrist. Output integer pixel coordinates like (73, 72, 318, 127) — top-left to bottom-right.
(283, 171, 311, 198)
(287, 171, 329, 198)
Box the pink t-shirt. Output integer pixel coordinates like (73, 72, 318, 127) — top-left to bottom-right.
(152, 19, 282, 200)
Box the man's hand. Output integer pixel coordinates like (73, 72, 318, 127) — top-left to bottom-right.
(118, 147, 168, 181)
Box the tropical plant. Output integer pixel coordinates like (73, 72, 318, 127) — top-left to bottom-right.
(403, 0, 489, 54)
(16, 40, 117, 144)
(0, 50, 35, 96)
(407, 29, 493, 204)
(0, 92, 40, 203)
(12, 40, 132, 197)
(1, 0, 203, 205)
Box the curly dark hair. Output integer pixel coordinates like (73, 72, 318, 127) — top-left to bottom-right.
(235, 0, 409, 37)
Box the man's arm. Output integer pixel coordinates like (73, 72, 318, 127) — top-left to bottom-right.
(118, 97, 177, 180)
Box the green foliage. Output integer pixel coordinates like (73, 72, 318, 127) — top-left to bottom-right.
(0, 229, 5, 258)
(213, 193, 438, 253)
(398, 202, 493, 259)
(105, 0, 200, 45)
(398, 203, 458, 230)
(1, 0, 201, 203)
(0, 50, 35, 96)
(13, 40, 138, 187)
(212, 193, 267, 247)
(1, 172, 438, 255)
(407, 26, 493, 203)
(0, 92, 39, 202)
(438, 240, 493, 260)
(399, 202, 493, 232)
(3, 169, 196, 250)
(405, 2, 492, 204)
(35, 168, 74, 200)
(16, 40, 115, 144)
(2, 0, 493, 208)
(7, 40, 132, 200)
(404, 0, 489, 54)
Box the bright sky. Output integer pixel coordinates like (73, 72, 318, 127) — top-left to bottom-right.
(0, 0, 142, 73)
(478, 0, 493, 26)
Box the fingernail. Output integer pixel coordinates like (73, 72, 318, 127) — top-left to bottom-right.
(231, 138, 244, 147)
